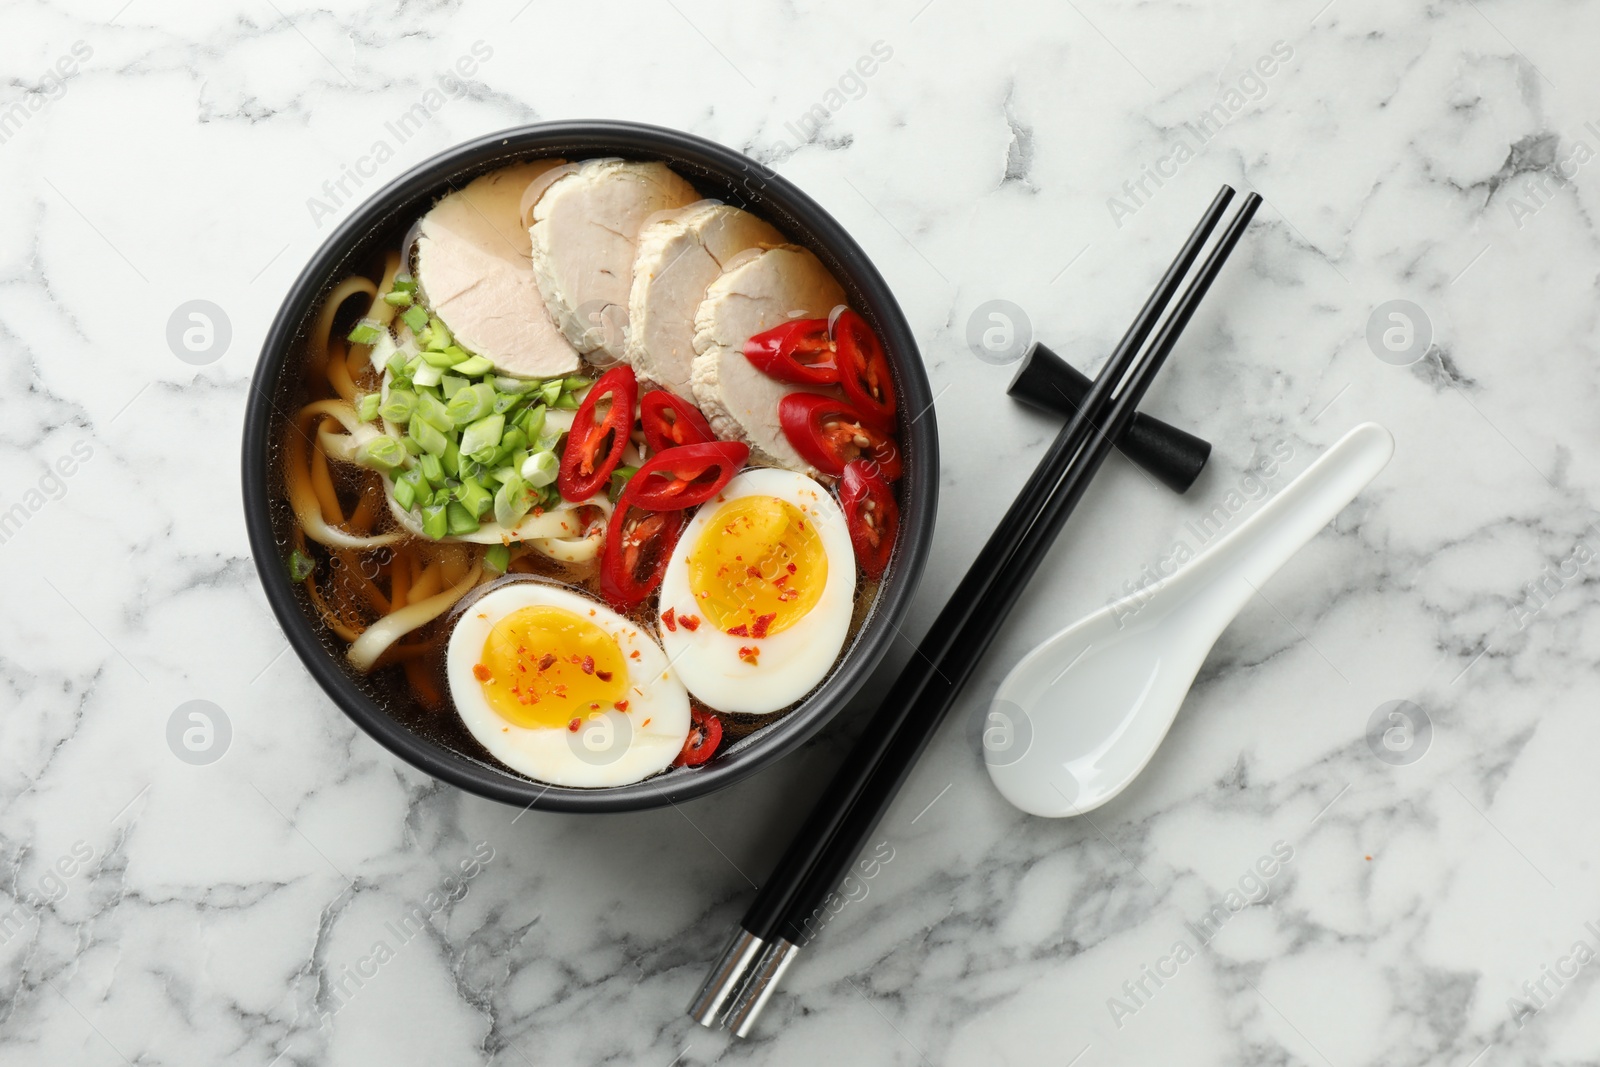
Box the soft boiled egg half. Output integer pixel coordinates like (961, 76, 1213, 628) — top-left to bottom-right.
(446, 582, 690, 787)
(657, 468, 856, 714)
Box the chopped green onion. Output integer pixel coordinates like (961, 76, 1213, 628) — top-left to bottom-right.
(456, 477, 493, 519)
(607, 463, 637, 502)
(523, 450, 561, 488)
(419, 453, 445, 486)
(446, 382, 497, 427)
(442, 438, 461, 478)
(552, 389, 580, 410)
(420, 503, 449, 540)
(393, 475, 417, 512)
(383, 289, 413, 308)
(357, 435, 406, 472)
(540, 379, 563, 405)
(401, 305, 429, 335)
(493, 474, 534, 529)
(492, 391, 521, 415)
(495, 376, 534, 394)
(378, 389, 417, 424)
(412, 361, 444, 389)
(484, 544, 510, 574)
(357, 393, 381, 422)
(517, 404, 547, 440)
(392, 273, 417, 294)
(452, 354, 494, 377)
(458, 456, 484, 483)
(346, 319, 383, 346)
(386, 350, 411, 379)
(409, 418, 448, 457)
(287, 549, 316, 582)
(401, 435, 423, 456)
(415, 391, 453, 432)
(424, 317, 453, 351)
(446, 502, 479, 535)
(420, 344, 469, 369)
(495, 427, 527, 464)
(441, 374, 468, 399)
(460, 413, 505, 462)
(563, 376, 591, 392)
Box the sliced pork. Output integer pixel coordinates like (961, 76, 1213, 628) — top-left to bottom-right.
(414, 160, 581, 380)
(626, 203, 783, 400)
(527, 159, 698, 366)
(691, 246, 847, 472)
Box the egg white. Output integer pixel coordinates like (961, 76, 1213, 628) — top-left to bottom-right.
(446, 581, 690, 787)
(657, 468, 856, 714)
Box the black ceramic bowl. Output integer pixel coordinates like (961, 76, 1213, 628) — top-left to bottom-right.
(242, 121, 938, 812)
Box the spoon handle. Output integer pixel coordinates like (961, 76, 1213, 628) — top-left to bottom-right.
(1186, 422, 1394, 619)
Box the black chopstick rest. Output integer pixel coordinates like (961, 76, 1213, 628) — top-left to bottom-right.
(1008, 341, 1211, 494)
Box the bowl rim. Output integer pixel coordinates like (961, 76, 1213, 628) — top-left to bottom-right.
(242, 120, 939, 813)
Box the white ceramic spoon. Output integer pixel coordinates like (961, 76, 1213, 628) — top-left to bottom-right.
(985, 422, 1394, 817)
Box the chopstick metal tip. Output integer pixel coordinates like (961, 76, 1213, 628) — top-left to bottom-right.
(687, 927, 766, 1028)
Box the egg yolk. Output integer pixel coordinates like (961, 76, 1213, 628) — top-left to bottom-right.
(475, 605, 628, 729)
(687, 495, 826, 637)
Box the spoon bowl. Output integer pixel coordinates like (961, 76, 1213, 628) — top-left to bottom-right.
(985, 422, 1395, 816)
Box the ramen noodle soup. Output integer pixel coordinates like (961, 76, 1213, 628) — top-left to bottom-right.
(274, 158, 904, 787)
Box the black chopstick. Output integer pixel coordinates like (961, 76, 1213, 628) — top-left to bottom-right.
(688, 187, 1257, 1033)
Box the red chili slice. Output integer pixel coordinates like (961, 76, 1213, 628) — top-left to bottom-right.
(743, 318, 838, 385)
(674, 707, 723, 767)
(839, 460, 899, 579)
(598, 502, 687, 609)
(558, 365, 637, 501)
(778, 393, 903, 481)
(639, 390, 716, 453)
(833, 309, 895, 428)
(627, 441, 750, 511)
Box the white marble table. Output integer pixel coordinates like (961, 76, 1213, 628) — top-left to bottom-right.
(4, 1, 1598, 1064)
